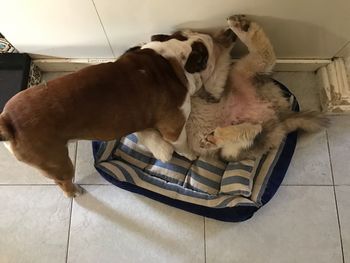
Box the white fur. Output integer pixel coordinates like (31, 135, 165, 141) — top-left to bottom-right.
(202, 46, 232, 99)
(3, 141, 14, 155)
(171, 122, 196, 161)
(136, 129, 174, 162)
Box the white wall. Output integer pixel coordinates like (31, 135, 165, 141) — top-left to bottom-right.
(1, 0, 113, 58)
(1, 0, 349, 59)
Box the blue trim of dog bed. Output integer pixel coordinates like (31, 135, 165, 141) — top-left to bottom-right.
(92, 79, 299, 222)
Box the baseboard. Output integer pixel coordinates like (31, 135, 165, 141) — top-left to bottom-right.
(33, 58, 331, 72)
(273, 59, 331, 72)
(33, 58, 113, 72)
(317, 58, 350, 112)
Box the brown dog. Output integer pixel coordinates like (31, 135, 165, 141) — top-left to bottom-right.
(0, 30, 232, 197)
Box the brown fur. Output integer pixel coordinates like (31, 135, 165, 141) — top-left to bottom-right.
(0, 48, 193, 197)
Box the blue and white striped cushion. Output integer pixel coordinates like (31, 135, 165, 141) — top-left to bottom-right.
(94, 131, 286, 209)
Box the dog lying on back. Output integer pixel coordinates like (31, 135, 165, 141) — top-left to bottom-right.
(187, 15, 328, 161)
(141, 15, 328, 162)
(0, 29, 235, 197)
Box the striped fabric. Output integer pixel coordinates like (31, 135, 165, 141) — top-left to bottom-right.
(94, 88, 295, 209)
(94, 134, 285, 208)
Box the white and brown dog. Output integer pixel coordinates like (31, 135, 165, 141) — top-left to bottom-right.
(0, 29, 235, 197)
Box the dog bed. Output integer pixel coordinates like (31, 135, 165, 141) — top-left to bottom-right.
(92, 80, 299, 222)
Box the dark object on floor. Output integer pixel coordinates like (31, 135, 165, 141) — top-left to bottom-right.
(92, 80, 299, 222)
(0, 53, 31, 111)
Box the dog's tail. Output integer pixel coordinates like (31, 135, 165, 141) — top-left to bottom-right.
(251, 111, 329, 156)
(0, 114, 12, 142)
(281, 111, 329, 134)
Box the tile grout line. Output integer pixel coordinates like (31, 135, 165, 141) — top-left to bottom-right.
(91, 0, 116, 58)
(334, 41, 350, 58)
(65, 199, 74, 263)
(0, 184, 112, 186)
(203, 217, 207, 263)
(66, 142, 77, 263)
(326, 130, 345, 263)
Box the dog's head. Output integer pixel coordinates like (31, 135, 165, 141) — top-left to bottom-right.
(142, 28, 235, 93)
(148, 31, 212, 74)
(181, 28, 237, 86)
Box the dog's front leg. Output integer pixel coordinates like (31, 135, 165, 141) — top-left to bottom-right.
(154, 94, 198, 161)
(137, 127, 197, 162)
(172, 127, 197, 161)
(227, 15, 276, 78)
(204, 123, 262, 161)
(202, 47, 232, 101)
(171, 95, 197, 161)
(137, 129, 174, 162)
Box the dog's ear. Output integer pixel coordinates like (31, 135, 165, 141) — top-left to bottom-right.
(184, 41, 209, 73)
(151, 34, 171, 42)
(170, 31, 188, 41)
(151, 32, 188, 42)
(124, 45, 141, 53)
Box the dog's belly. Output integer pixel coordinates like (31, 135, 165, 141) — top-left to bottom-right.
(221, 81, 275, 126)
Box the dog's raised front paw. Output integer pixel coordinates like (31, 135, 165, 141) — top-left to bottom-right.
(227, 15, 251, 32)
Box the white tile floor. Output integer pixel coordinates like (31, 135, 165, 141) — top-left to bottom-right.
(1, 72, 349, 263)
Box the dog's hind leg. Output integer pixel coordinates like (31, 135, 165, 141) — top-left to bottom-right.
(227, 15, 276, 78)
(202, 123, 262, 161)
(12, 142, 83, 197)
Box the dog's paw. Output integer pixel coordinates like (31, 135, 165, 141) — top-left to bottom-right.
(227, 15, 251, 32)
(64, 184, 85, 198)
(177, 151, 198, 161)
(152, 142, 174, 163)
(199, 133, 218, 149)
(227, 16, 265, 51)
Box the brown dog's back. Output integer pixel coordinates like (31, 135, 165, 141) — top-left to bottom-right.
(1, 48, 188, 143)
